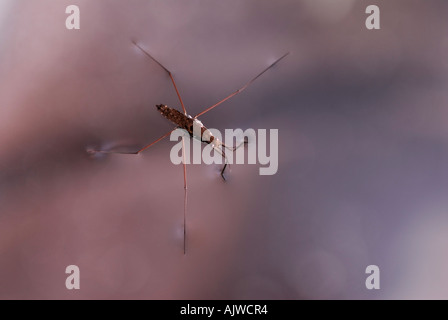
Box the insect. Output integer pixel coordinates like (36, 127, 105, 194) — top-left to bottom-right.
(90, 41, 289, 254)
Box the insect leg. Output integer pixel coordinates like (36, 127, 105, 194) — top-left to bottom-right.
(194, 52, 290, 118)
(211, 144, 231, 181)
(132, 41, 187, 115)
(182, 136, 188, 255)
(221, 137, 248, 152)
(87, 129, 175, 155)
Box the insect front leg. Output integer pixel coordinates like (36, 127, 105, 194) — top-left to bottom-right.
(212, 136, 248, 180)
(210, 144, 231, 181)
(221, 136, 249, 152)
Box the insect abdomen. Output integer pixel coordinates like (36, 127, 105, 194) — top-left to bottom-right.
(156, 104, 193, 134)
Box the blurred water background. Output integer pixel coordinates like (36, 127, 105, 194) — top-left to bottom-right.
(1, 0, 448, 299)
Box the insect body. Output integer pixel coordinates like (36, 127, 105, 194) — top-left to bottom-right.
(156, 104, 233, 178)
(156, 104, 213, 144)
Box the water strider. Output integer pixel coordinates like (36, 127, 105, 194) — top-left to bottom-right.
(90, 41, 289, 254)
